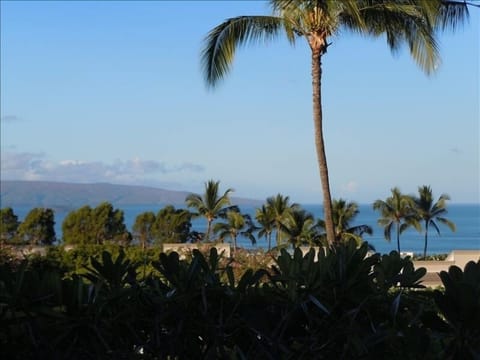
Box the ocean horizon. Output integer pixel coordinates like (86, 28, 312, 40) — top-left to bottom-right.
(9, 203, 480, 256)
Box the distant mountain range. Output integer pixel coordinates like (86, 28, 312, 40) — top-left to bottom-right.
(0, 180, 261, 208)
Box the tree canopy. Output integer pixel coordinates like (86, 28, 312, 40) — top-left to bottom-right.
(62, 202, 130, 245)
(0, 207, 20, 244)
(17, 208, 56, 245)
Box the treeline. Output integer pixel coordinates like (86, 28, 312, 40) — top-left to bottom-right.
(0, 181, 455, 257)
(0, 202, 194, 246)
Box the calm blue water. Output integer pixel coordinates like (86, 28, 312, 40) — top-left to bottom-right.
(10, 203, 480, 255)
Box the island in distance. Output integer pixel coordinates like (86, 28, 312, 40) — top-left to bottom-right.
(0, 180, 262, 209)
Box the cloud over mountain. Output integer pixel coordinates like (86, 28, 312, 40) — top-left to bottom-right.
(1, 151, 205, 185)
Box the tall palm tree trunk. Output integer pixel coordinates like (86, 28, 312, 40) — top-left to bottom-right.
(311, 48, 335, 245)
(423, 221, 429, 259)
(275, 221, 282, 246)
(267, 233, 272, 251)
(232, 233, 237, 254)
(206, 219, 212, 242)
(396, 221, 401, 253)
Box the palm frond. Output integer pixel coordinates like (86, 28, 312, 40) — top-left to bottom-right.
(436, 217, 457, 232)
(399, 222, 412, 234)
(185, 194, 206, 214)
(429, 219, 442, 236)
(384, 222, 393, 242)
(358, 1, 440, 74)
(408, 22, 439, 74)
(341, 232, 365, 247)
(349, 224, 373, 236)
(202, 16, 284, 87)
(436, 0, 470, 30)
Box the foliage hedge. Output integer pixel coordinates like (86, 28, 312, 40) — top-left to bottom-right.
(0, 241, 479, 359)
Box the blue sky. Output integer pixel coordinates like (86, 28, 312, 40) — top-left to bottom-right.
(1, 1, 478, 204)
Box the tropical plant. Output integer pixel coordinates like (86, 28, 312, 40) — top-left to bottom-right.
(6, 243, 480, 358)
(185, 179, 233, 241)
(148, 247, 268, 358)
(431, 261, 480, 359)
(414, 185, 456, 258)
(373, 187, 419, 253)
(213, 209, 256, 253)
(266, 193, 299, 247)
(201, 0, 470, 245)
(255, 204, 275, 251)
(267, 240, 428, 358)
(317, 199, 372, 246)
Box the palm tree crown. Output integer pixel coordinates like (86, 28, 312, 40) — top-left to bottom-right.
(185, 180, 233, 242)
(255, 204, 276, 251)
(331, 199, 372, 245)
(373, 187, 419, 253)
(414, 185, 455, 258)
(315, 199, 372, 248)
(201, 0, 469, 246)
(214, 209, 256, 253)
(279, 208, 316, 248)
(266, 194, 299, 247)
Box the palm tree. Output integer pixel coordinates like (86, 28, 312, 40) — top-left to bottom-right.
(279, 208, 316, 248)
(255, 204, 276, 251)
(201, 0, 469, 245)
(266, 194, 298, 247)
(213, 210, 256, 254)
(318, 199, 372, 246)
(185, 180, 233, 241)
(414, 185, 456, 258)
(373, 188, 419, 253)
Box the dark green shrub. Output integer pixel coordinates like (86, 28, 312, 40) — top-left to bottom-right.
(2, 242, 477, 359)
(431, 261, 480, 359)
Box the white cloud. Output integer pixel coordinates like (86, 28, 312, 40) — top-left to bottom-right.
(59, 159, 87, 166)
(0, 151, 205, 185)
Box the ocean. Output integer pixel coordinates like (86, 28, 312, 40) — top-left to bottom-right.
(9, 203, 480, 255)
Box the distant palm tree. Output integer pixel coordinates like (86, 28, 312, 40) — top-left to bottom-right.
(266, 194, 298, 247)
(414, 185, 456, 258)
(201, 0, 469, 245)
(318, 199, 372, 246)
(279, 208, 316, 249)
(373, 188, 419, 253)
(214, 210, 256, 254)
(185, 180, 233, 242)
(255, 205, 275, 251)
